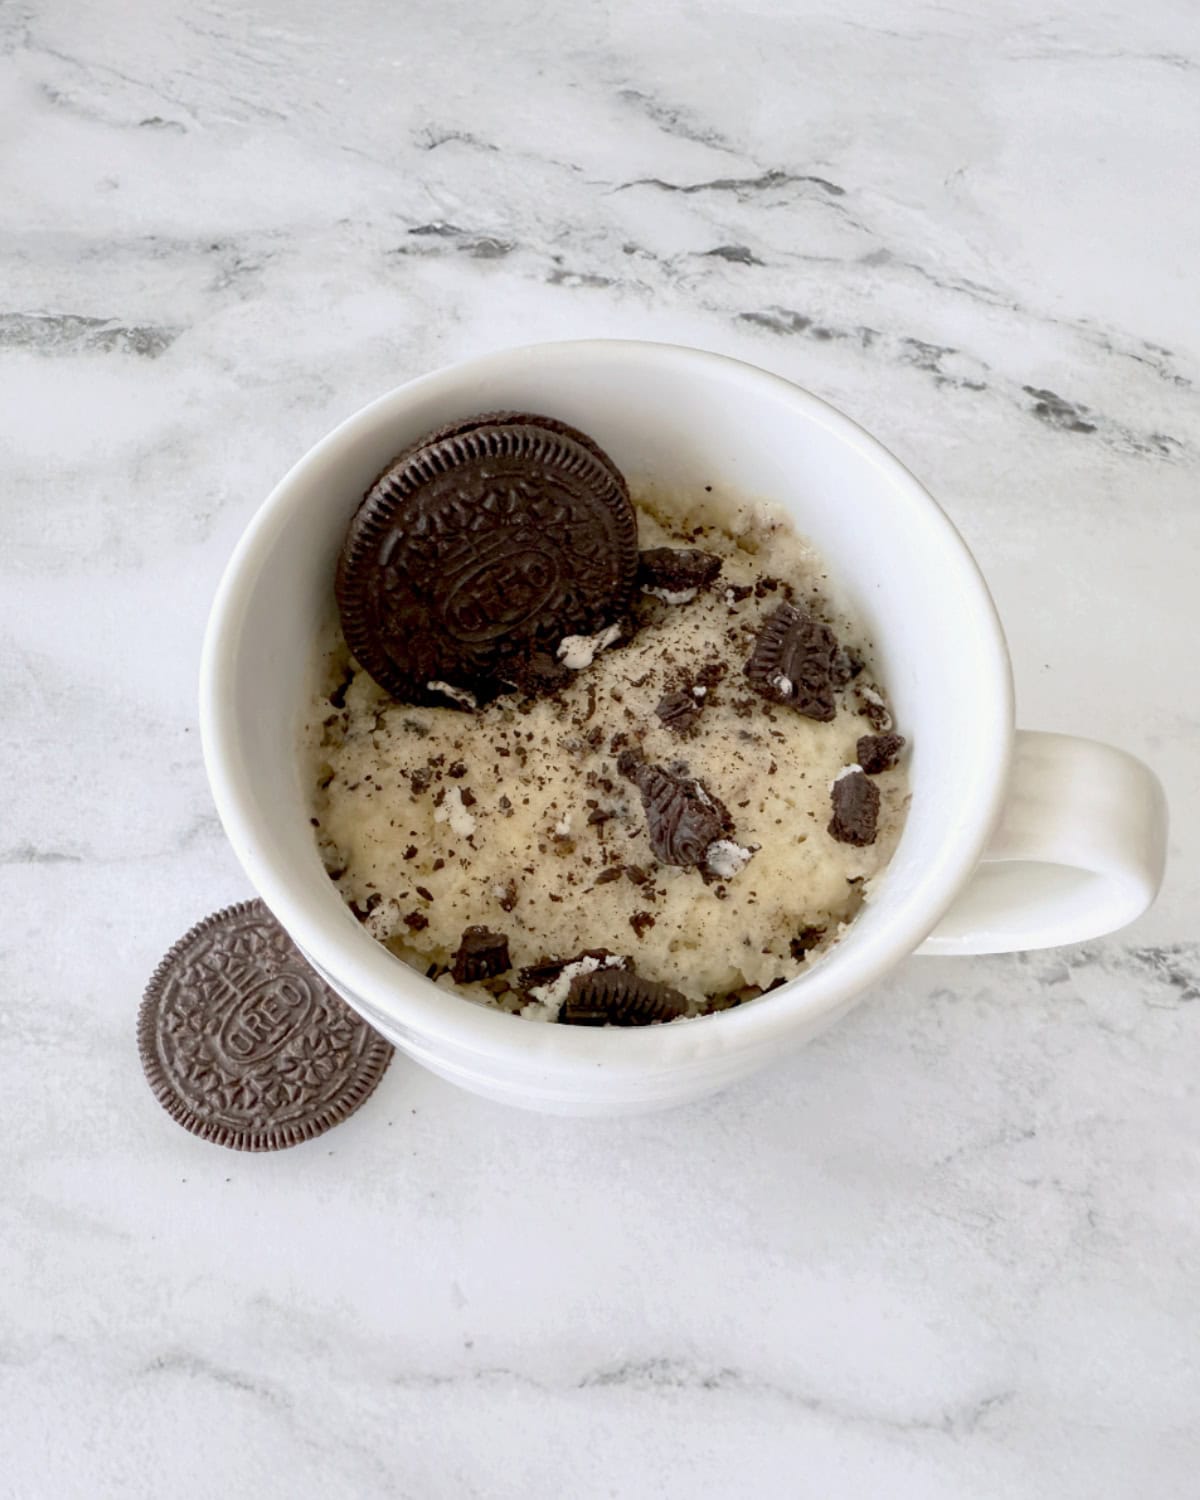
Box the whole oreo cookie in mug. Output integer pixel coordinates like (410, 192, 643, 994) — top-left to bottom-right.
(335, 413, 639, 705)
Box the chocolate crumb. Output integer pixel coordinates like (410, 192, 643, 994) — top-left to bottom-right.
(695, 661, 727, 689)
(403, 911, 429, 931)
(505, 649, 573, 697)
(403, 845, 418, 860)
(629, 910, 656, 940)
(497, 880, 518, 913)
(833, 648, 863, 685)
(855, 684, 893, 732)
(447, 761, 467, 778)
(415, 885, 434, 902)
(655, 689, 702, 733)
(349, 893, 382, 923)
(459, 787, 477, 807)
(616, 747, 644, 779)
(857, 732, 905, 774)
(327, 666, 355, 710)
(828, 771, 880, 846)
(451, 926, 511, 984)
(518, 950, 626, 996)
(595, 867, 623, 885)
(789, 925, 826, 960)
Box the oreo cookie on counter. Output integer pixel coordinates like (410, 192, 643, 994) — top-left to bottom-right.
(336, 412, 638, 706)
(138, 900, 394, 1151)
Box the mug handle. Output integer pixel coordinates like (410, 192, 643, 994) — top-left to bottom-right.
(917, 730, 1168, 955)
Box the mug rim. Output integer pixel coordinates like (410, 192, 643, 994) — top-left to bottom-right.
(200, 338, 1014, 1066)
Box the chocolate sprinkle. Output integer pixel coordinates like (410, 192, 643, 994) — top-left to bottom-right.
(620, 758, 734, 868)
(638, 547, 723, 596)
(743, 603, 840, 721)
(828, 771, 880, 846)
(451, 926, 511, 984)
(856, 732, 905, 775)
(558, 967, 687, 1027)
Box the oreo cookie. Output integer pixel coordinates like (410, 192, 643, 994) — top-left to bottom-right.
(138, 901, 394, 1151)
(559, 967, 688, 1027)
(336, 414, 638, 705)
(620, 757, 734, 869)
(743, 603, 840, 721)
(828, 770, 880, 846)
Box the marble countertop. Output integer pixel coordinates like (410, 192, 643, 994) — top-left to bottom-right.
(3, 1, 1198, 1495)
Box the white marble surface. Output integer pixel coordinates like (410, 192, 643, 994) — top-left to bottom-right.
(3, 1, 1198, 1494)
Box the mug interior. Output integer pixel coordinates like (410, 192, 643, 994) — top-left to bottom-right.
(201, 341, 1012, 1082)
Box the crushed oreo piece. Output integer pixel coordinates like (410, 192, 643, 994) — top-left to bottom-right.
(789, 925, 826, 960)
(615, 746, 644, 779)
(743, 603, 839, 721)
(517, 949, 627, 997)
(349, 893, 382, 923)
(559, 967, 687, 1027)
(594, 867, 623, 885)
(451, 926, 511, 984)
(857, 732, 905, 775)
(637, 547, 722, 600)
(503, 648, 574, 697)
(655, 689, 702, 733)
(620, 758, 734, 869)
(832, 647, 864, 685)
(629, 911, 656, 940)
(854, 683, 893, 732)
(828, 771, 880, 846)
(403, 910, 430, 931)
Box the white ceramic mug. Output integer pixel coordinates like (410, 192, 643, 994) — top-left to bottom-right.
(200, 341, 1168, 1115)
